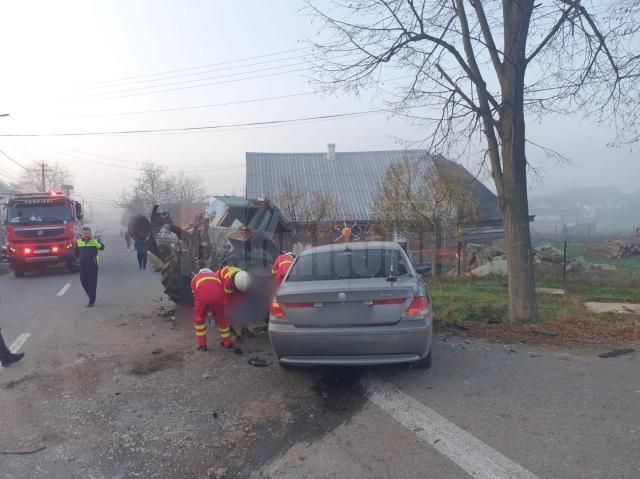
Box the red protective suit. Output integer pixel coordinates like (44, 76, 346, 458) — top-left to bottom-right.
(272, 253, 294, 287)
(190, 271, 232, 349)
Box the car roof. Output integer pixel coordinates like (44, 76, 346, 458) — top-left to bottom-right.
(299, 241, 404, 255)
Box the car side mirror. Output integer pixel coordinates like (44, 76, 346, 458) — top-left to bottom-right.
(75, 202, 83, 220)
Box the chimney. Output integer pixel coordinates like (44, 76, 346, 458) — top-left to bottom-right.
(327, 143, 336, 161)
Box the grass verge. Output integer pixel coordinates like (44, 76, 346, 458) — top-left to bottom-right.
(428, 274, 640, 345)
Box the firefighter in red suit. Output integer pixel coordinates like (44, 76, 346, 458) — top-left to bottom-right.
(272, 252, 295, 287)
(190, 267, 251, 351)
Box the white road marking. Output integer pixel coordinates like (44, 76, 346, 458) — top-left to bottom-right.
(365, 377, 539, 479)
(57, 282, 71, 296)
(9, 333, 30, 354)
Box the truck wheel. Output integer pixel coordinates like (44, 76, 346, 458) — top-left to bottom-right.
(67, 260, 80, 273)
(161, 256, 193, 304)
(13, 266, 25, 278)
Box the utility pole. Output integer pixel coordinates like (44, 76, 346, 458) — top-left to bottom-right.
(36, 162, 51, 192)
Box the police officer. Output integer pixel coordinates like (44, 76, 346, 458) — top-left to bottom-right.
(75, 226, 105, 307)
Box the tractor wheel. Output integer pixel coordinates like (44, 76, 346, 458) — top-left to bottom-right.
(160, 256, 193, 304)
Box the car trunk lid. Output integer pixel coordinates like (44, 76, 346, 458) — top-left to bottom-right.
(276, 278, 415, 327)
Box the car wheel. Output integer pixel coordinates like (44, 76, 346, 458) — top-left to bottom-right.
(13, 266, 25, 278)
(414, 350, 432, 370)
(67, 260, 80, 273)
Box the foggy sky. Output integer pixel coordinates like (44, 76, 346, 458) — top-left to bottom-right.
(0, 0, 637, 226)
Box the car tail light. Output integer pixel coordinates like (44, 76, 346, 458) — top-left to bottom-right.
(406, 296, 429, 315)
(373, 298, 407, 305)
(270, 301, 286, 318)
(24, 247, 32, 255)
(282, 302, 313, 308)
(52, 246, 59, 253)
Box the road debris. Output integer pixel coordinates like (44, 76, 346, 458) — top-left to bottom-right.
(0, 446, 46, 455)
(248, 357, 272, 367)
(598, 348, 635, 358)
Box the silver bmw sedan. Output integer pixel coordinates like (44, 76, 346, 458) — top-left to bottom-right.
(268, 241, 432, 368)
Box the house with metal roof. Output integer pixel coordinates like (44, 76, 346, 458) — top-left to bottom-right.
(246, 144, 501, 225)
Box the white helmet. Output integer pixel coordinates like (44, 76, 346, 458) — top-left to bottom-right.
(199, 268, 213, 274)
(233, 270, 251, 292)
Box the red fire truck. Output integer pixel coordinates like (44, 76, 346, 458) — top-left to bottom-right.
(3, 191, 83, 277)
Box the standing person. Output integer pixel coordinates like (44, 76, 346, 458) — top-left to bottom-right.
(272, 252, 295, 287)
(75, 226, 105, 307)
(189, 267, 251, 351)
(0, 330, 24, 367)
(134, 239, 148, 270)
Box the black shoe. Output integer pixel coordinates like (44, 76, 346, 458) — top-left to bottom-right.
(87, 301, 95, 308)
(1, 352, 25, 367)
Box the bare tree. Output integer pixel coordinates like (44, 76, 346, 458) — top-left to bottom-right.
(17, 162, 73, 193)
(306, 0, 640, 322)
(171, 170, 206, 204)
(375, 155, 478, 274)
(277, 179, 337, 244)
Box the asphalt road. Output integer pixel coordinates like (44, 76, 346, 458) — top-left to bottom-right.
(0, 235, 638, 479)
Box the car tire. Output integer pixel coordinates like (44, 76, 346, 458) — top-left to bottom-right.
(414, 350, 432, 370)
(13, 266, 25, 278)
(68, 260, 80, 273)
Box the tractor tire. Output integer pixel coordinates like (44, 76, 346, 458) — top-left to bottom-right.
(160, 255, 193, 304)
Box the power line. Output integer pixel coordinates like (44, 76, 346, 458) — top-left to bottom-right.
(29, 141, 238, 170)
(28, 142, 245, 173)
(61, 75, 407, 119)
(0, 168, 18, 184)
(62, 91, 315, 118)
(0, 108, 396, 138)
(75, 47, 310, 87)
(78, 61, 309, 100)
(0, 149, 28, 170)
(73, 67, 309, 102)
(77, 53, 312, 91)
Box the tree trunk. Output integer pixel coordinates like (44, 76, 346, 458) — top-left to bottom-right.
(435, 220, 443, 276)
(499, 0, 538, 322)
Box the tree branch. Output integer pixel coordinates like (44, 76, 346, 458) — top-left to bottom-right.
(468, 0, 504, 76)
(526, 5, 575, 64)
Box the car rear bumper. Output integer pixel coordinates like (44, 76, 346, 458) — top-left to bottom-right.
(268, 319, 432, 366)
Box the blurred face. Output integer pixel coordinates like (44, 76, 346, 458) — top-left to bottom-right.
(81, 229, 92, 241)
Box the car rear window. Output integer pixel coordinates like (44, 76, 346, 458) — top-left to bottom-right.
(286, 247, 412, 282)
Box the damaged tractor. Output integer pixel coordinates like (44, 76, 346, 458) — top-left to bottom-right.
(129, 197, 288, 310)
